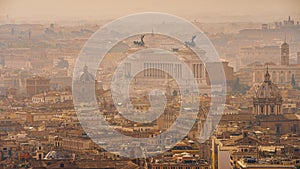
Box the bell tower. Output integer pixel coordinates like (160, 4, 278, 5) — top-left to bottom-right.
(281, 39, 289, 65)
(54, 136, 63, 149)
(35, 144, 44, 160)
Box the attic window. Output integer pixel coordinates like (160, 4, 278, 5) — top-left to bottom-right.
(60, 163, 64, 168)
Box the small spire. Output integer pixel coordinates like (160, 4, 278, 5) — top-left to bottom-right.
(264, 66, 271, 82)
(83, 64, 88, 72)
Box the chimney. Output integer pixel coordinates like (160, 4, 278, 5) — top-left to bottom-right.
(242, 130, 249, 138)
(72, 153, 76, 161)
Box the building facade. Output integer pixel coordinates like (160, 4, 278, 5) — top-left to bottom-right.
(239, 46, 280, 67)
(25, 76, 50, 96)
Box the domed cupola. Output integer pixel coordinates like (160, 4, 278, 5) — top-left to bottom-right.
(255, 67, 281, 99)
(79, 64, 94, 82)
(253, 67, 283, 116)
(44, 136, 72, 160)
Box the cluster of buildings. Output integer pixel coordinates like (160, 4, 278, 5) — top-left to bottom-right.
(212, 68, 300, 169)
(237, 40, 300, 90)
(0, 16, 299, 169)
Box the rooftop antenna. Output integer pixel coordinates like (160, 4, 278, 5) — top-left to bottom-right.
(284, 33, 287, 43)
(151, 27, 154, 36)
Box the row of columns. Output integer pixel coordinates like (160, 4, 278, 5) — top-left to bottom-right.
(124, 62, 205, 80)
(253, 104, 282, 116)
(143, 63, 182, 78)
(193, 63, 204, 79)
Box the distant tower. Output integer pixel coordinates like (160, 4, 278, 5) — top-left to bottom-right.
(297, 52, 300, 64)
(151, 27, 154, 36)
(11, 28, 15, 35)
(0, 55, 5, 68)
(281, 39, 289, 65)
(28, 29, 31, 40)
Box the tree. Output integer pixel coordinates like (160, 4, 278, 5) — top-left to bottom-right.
(173, 90, 178, 96)
(291, 74, 296, 88)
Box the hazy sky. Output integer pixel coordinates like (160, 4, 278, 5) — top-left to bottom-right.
(0, 0, 299, 22)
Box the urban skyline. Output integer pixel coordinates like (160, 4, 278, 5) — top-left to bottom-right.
(0, 1, 300, 169)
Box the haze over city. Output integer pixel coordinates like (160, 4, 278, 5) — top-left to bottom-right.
(0, 0, 300, 23)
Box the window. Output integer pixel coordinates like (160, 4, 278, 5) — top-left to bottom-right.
(60, 163, 64, 168)
(260, 106, 264, 113)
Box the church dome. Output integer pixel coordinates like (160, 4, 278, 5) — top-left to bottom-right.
(255, 68, 281, 99)
(79, 65, 94, 82)
(44, 150, 72, 160)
